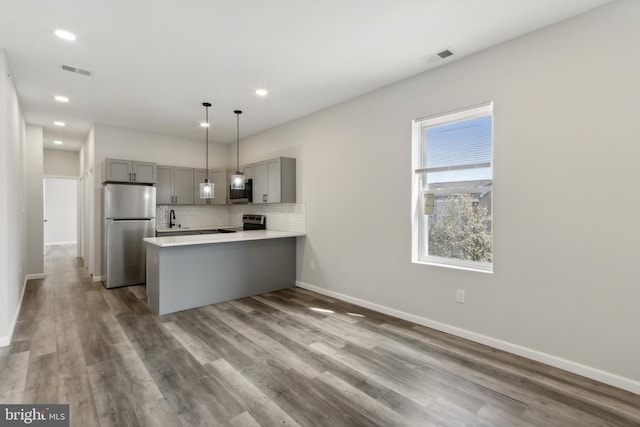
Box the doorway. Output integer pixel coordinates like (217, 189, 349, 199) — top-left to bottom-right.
(44, 177, 78, 250)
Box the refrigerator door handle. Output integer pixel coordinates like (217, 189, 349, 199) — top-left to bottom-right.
(111, 218, 154, 222)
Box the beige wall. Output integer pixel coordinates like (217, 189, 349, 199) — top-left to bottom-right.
(44, 149, 79, 177)
(24, 125, 43, 277)
(235, 1, 640, 392)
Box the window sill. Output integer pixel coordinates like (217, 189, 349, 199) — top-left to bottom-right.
(413, 258, 493, 274)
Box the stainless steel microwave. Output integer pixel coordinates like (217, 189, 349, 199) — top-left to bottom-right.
(229, 178, 252, 204)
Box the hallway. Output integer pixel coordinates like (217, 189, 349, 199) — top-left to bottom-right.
(0, 244, 149, 424)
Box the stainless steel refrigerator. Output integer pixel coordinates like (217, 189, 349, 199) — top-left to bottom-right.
(103, 183, 156, 288)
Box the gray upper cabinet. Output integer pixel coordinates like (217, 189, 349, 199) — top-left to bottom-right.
(194, 169, 227, 205)
(133, 161, 157, 183)
(156, 166, 194, 205)
(252, 157, 296, 204)
(104, 158, 157, 184)
(156, 166, 173, 204)
(174, 167, 195, 204)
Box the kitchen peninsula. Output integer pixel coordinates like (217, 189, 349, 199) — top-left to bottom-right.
(144, 229, 305, 315)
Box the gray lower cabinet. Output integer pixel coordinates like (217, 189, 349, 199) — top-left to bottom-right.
(252, 157, 296, 204)
(194, 169, 227, 205)
(146, 237, 296, 315)
(156, 166, 194, 204)
(104, 158, 157, 184)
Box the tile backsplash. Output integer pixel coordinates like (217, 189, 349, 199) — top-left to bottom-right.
(156, 203, 306, 233)
(156, 205, 229, 229)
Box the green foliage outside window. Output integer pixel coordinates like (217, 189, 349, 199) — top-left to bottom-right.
(428, 193, 492, 263)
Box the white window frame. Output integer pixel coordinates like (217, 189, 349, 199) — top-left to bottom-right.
(411, 103, 493, 273)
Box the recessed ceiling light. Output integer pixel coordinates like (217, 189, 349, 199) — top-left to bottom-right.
(200, 122, 210, 128)
(54, 95, 69, 103)
(255, 89, 268, 97)
(53, 140, 63, 145)
(54, 29, 77, 41)
(54, 121, 66, 127)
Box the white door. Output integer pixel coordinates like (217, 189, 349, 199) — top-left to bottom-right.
(44, 178, 78, 246)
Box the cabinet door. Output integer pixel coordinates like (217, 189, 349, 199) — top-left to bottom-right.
(156, 166, 173, 204)
(210, 170, 227, 205)
(266, 158, 281, 203)
(104, 159, 132, 182)
(173, 167, 194, 204)
(280, 157, 296, 203)
(252, 161, 268, 204)
(132, 161, 157, 183)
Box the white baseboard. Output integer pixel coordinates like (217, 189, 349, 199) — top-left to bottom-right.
(93, 275, 105, 282)
(295, 280, 640, 395)
(0, 275, 30, 347)
(25, 273, 45, 280)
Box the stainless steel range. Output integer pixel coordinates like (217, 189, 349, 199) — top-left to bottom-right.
(242, 214, 267, 230)
(217, 214, 266, 233)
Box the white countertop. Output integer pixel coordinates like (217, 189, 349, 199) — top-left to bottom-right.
(144, 229, 306, 247)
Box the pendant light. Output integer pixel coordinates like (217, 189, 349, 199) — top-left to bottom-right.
(230, 109, 245, 190)
(199, 102, 214, 199)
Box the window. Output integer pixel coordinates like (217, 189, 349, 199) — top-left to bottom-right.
(412, 103, 493, 273)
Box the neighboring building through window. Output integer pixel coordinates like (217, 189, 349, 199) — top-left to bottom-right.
(412, 103, 493, 272)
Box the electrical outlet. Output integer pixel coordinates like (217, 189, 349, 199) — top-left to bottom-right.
(456, 289, 465, 304)
(310, 260, 316, 270)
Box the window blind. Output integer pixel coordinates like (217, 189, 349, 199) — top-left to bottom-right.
(416, 103, 493, 183)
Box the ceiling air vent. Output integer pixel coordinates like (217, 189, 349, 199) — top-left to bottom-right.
(425, 48, 455, 65)
(61, 65, 92, 77)
(437, 49, 454, 59)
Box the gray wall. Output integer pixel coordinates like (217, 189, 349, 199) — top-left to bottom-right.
(233, 1, 640, 391)
(0, 50, 26, 345)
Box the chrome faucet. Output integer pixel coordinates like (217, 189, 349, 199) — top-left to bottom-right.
(169, 209, 176, 228)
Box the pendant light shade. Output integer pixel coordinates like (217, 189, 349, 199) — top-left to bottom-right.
(230, 109, 245, 190)
(199, 180, 213, 198)
(230, 173, 244, 190)
(199, 102, 214, 199)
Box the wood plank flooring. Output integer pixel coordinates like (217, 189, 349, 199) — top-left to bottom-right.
(1, 244, 639, 426)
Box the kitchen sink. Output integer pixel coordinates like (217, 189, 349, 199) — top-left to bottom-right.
(217, 228, 237, 233)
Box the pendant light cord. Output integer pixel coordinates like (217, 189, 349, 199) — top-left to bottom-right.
(204, 103, 210, 181)
(235, 110, 242, 172)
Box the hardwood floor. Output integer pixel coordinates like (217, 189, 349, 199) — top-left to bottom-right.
(1, 245, 639, 426)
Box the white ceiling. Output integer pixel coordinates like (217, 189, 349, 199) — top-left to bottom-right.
(1, 0, 612, 151)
